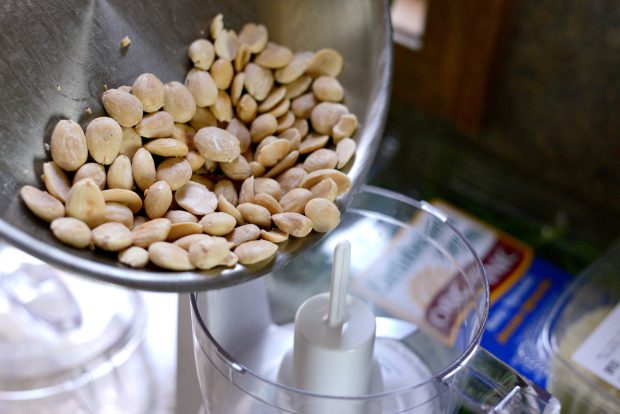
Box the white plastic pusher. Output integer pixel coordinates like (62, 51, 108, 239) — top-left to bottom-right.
(291, 240, 377, 398)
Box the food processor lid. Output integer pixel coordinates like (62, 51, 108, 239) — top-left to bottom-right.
(0, 242, 145, 394)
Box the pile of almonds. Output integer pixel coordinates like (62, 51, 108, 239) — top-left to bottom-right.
(20, 14, 358, 271)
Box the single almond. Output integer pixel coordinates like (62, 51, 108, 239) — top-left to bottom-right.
(291, 93, 317, 119)
(237, 203, 271, 228)
(214, 29, 238, 60)
(312, 76, 344, 102)
(65, 179, 106, 227)
(144, 138, 189, 157)
(190, 107, 218, 131)
(285, 75, 312, 99)
(310, 178, 338, 202)
(190, 173, 215, 190)
(234, 240, 277, 265)
(293, 118, 309, 138)
(276, 166, 306, 194)
(279, 188, 314, 213)
(104, 202, 134, 228)
(132, 73, 165, 112)
(238, 23, 268, 53)
(210, 14, 223, 39)
(200, 212, 237, 236)
(156, 158, 193, 190)
(249, 161, 266, 177)
(299, 169, 351, 195)
(306, 48, 343, 77)
(274, 51, 314, 84)
(213, 179, 238, 205)
(185, 68, 218, 107)
(50, 119, 88, 171)
(185, 150, 206, 171)
(194, 127, 241, 163)
(310, 102, 349, 135)
(144, 180, 173, 219)
(258, 86, 286, 113)
(272, 212, 313, 237)
(165, 210, 199, 224)
(209, 90, 233, 122)
(253, 193, 283, 215)
(299, 134, 329, 154)
(120, 127, 143, 158)
(118, 246, 149, 268)
(164, 81, 197, 123)
(132, 218, 172, 248)
(102, 88, 143, 127)
(188, 39, 215, 70)
(250, 113, 278, 143)
(305, 198, 340, 232)
(135, 111, 174, 138)
(189, 236, 230, 269)
(149, 241, 195, 270)
(336, 137, 356, 168)
(260, 229, 288, 243)
(264, 150, 299, 179)
(167, 222, 204, 242)
(230, 72, 246, 106)
(226, 223, 260, 247)
(173, 234, 212, 250)
(253, 177, 281, 200)
(332, 114, 358, 143)
(132, 148, 156, 191)
(92, 222, 133, 251)
(244, 63, 274, 101)
(226, 118, 251, 152)
(210, 58, 234, 90)
(234, 44, 252, 72)
(218, 195, 244, 225)
(268, 98, 290, 118)
(85, 117, 123, 165)
(303, 149, 338, 172)
(278, 128, 301, 150)
(237, 93, 258, 123)
(21, 185, 65, 222)
(238, 176, 255, 204)
(175, 181, 217, 215)
(256, 138, 290, 167)
(107, 155, 134, 190)
(42, 161, 71, 202)
(221, 251, 239, 267)
(254, 42, 293, 69)
(50, 217, 92, 248)
(102, 189, 143, 213)
(74, 163, 107, 190)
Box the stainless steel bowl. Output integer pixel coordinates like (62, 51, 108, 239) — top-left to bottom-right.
(0, 0, 392, 291)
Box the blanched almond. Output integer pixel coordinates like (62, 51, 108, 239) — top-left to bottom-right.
(253, 193, 283, 215)
(188, 39, 215, 70)
(50, 217, 91, 248)
(164, 81, 196, 123)
(306, 48, 343, 77)
(293, 118, 309, 138)
(310, 178, 338, 201)
(250, 113, 278, 143)
(305, 198, 340, 232)
(149, 241, 195, 270)
(226, 223, 260, 247)
(214, 29, 238, 60)
(200, 212, 237, 236)
(144, 180, 172, 219)
(276, 166, 306, 193)
(65, 179, 106, 227)
(268, 98, 290, 118)
(244, 63, 273, 101)
(156, 158, 192, 190)
(92, 222, 133, 251)
(104, 202, 134, 228)
(237, 94, 258, 123)
(226, 118, 251, 152)
(237, 203, 271, 228)
(234, 44, 252, 72)
(291, 93, 317, 119)
(285, 75, 312, 99)
(279, 188, 313, 213)
(234, 240, 277, 265)
(278, 128, 301, 150)
(174, 181, 217, 215)
(190, 107, 218, 131)
(312, 76, 344, 102)
(185, 68, 218, 107)
(144, 138, 189, 157)
(132, 218, 172, 248)
(221, 251, 239, 267)
(194, 127, 240, 163)
(119, 127, 143, 158)
(258, 86, 286, 113)
(274, 51, 314, 84)
(260, 229, 288, 243)
(165, 210, 199, 224)
(303, 149, 338, 172)
(167, 222, 203, 241)
(107, 155, 134, 190)
(210, 58, 234, 90)
(210, 14, 223, 39)
(253, 177, 281, 200)
(264, 150, 299, 178)
(132, 148, 156, 191)
(209, 90, 233, 122)
(102, 189, 143, 213)
(85, 117, 123, 165)
(74, 163, 107, 191)
(42, 161, 71, 202)
(189, 236, 230, 270)
(132, 73, 165, 113)
(213, 179, 238, 205)
(238, 23, 268, 53)
(332, 114, 358, 143)
(185, 150, 206, 171)
(310, 102, 348, 135)
(299, 169, 351, 195)
(21, 185, 65, 222)
(299, 134, 329, 154)
(272, 212, 313, 237)
(238, 176, 254, 204)
(118, 246, 149, 268)
(190, 173, 215, 189)
(135, 111, 174, 138)
(102, 88, 143, 127)
(255, 42, 293, 69)
(336, 137, 356, 168)
(249, 161, 266, 177)
(230, 73, 246, 106)
(217, 195, 244, 225)
(173, 234, 212, 250)
(50, 120, 88, 172)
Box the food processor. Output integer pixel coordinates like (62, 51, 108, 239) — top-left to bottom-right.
(191, 186, 560, 413)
